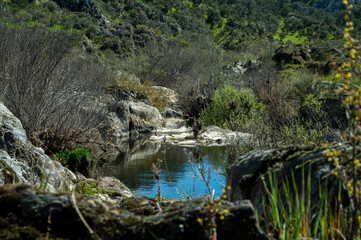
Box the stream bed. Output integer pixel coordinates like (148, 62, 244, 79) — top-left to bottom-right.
(98, 142, 228, 198)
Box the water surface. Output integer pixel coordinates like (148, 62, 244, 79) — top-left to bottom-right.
(98, 142, 227, 198)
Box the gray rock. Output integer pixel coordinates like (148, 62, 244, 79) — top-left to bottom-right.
(163, 118, 185, 129)
(198, 125, 253, 146)
(0, 184, 269, 240)
(0, 102, 76, 192)
(98, 176, 133, 198)
(99, 96, 164, 143)
(150, 125, 252, 146)
(227, 144, 349, 214)
(161, 108, 183, 119)
(231, 60, 261, 74)
(127, 101, 163, 133)
(151, 86, 178, 107)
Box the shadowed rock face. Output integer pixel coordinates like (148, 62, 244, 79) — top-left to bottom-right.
(0, 184, 269, 240)
(227, 145, 350, 214)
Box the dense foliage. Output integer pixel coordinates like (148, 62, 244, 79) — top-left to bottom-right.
(0, 0, 357, 149)
(1, 0, 361, 238)
(200, 85, 264, 133)
(56, 148, 90, 173)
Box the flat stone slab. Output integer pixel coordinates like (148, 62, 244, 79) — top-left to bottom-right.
(151, 125, 253, 146)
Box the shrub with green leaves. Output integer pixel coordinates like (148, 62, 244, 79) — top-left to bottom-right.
(56, 148, 89, 173)
(200, 85, 264, 133)
(281, 119, 328, 145)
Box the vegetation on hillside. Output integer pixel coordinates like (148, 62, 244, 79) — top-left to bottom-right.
(1, 0, 361, 238)
(0, 0, 357, 160)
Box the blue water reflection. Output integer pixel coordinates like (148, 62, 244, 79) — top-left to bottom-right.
(100, 143, 227, 198)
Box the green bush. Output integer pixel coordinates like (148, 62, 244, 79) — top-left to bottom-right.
(279, 95, 333, 145)
(281, 119, 328, 145)
(56, 148, 89, 172)
(200, 85, 264, 132)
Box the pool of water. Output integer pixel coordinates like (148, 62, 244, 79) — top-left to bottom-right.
(98, 142, 227, 198)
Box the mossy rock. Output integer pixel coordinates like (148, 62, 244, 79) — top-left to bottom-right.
(0, 184, 268, 239)
(227, 144, 350, 215)
(0, 160, 19, 184)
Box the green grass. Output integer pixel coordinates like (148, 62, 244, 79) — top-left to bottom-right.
(256, 167, 347, 240)
(276, 32, 308, 44)
(273, 19, 308, 44)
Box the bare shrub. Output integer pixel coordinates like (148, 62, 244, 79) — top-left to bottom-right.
(126, 37, 229, 117)
(0, 24, 109, 153)
(259, 80, 298, 131)
(107, 74, 169, 111)
(232, 59, 280, 98)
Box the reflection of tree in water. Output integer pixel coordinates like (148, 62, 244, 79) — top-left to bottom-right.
(197, 146, 228, 170)
(98, 142, 227, 195)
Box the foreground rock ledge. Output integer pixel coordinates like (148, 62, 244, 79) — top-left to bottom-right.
(0, 184, 268, 240)
(227, 144, 349, 214)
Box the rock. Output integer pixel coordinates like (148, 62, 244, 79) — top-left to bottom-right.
(198, 126, 252, 146)
(53, 92, 168, 163)
(0, 184, 269, 240)
(127, 101, 164, 133)
(161, 108, 183, 119)
(150, 127, 194, 144)
(151, 86, 178, 108)
(163, 118, 185, 129)
(72, 176, 133, 204)
(231, 60, 261, 74)
(98, 176, 133, 198)
(93, 95, 164, 145)
(119, 196, 182, 216)
(227, 144, 349, 214)
(160, 107, 186, 130)
(150, 126, 252, 146)
(0, 102, 76, 192)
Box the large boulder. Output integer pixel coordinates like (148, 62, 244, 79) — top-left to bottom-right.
(0, 184, 268, 240)
(152, 86, 179, 108)
(0, 102, 76, 192)
(227, 145, 349, 214)
(57, 93, 167, 164)
(98, 176, 133, 198)
(101, 98, 164, 141)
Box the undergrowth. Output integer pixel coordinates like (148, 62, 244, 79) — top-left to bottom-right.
(256, 2, 361, 239)
(257, 167, 347, 240)
(324, 1, 361, 238)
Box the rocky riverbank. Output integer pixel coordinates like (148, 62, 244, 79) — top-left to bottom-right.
(0, 96, 347, 239)
(0, 184, 268, 240)
(0, 96, 268, 239)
